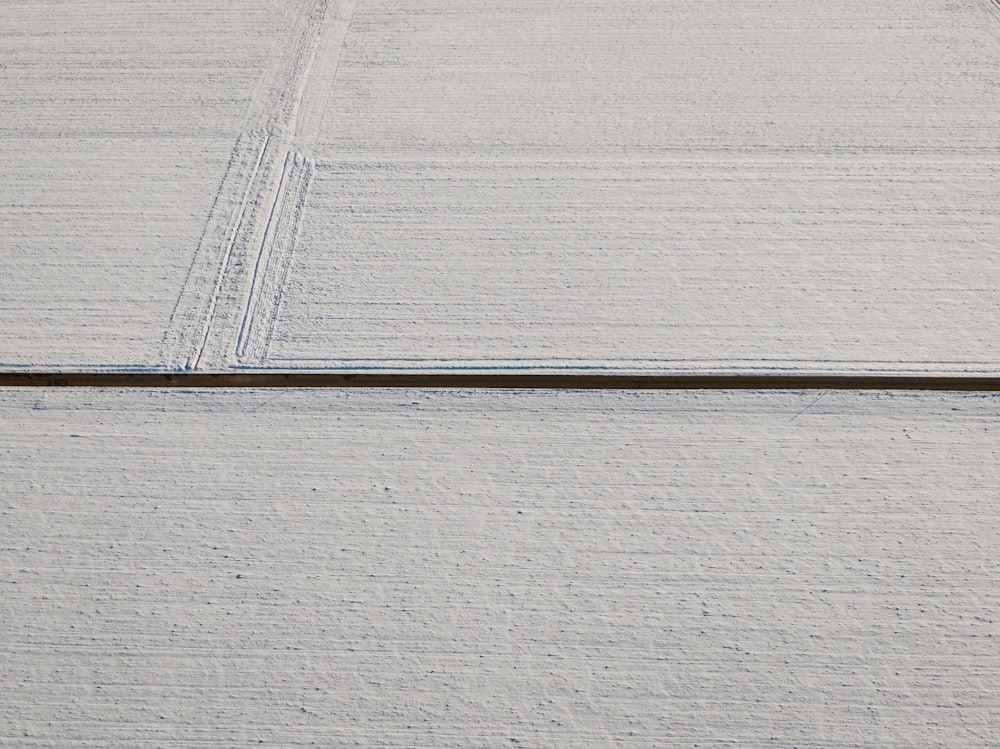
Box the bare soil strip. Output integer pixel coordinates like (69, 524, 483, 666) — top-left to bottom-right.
(2, 372, 1000, 390)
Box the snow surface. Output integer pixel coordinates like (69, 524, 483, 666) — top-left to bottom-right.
(218, 0, 1000, 373)
(254, 153, 1000, 372)
(2, 389, 999, 746)
(3, 0, 1000, 372)
(0, 0, 299, 369)
(5, 5, 999, 748)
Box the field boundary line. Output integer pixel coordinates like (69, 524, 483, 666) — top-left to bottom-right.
(2, 373, 1000, 391)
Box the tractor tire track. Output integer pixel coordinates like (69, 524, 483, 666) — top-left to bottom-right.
(162, 0, 345, 370)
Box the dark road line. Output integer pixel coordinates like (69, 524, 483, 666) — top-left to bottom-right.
(2, 372, 1000, 390)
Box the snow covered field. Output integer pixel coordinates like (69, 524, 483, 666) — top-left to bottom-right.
(2, 389, 999, 746)
(3, 1, 1000, 746)
(250, 153, 1000, 372)
(3, 0, 999, 372)
(235, 0, 1000, 373)
(0, 0, 317, 368)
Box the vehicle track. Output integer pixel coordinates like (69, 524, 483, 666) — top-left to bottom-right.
(161, 0, 349, 371)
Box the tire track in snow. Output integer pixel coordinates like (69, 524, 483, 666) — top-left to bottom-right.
(294, 0, 360, 152)
(161, 130, 271, 370)
(162, 0, 352, 370)
(236, 151, 315, 364)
